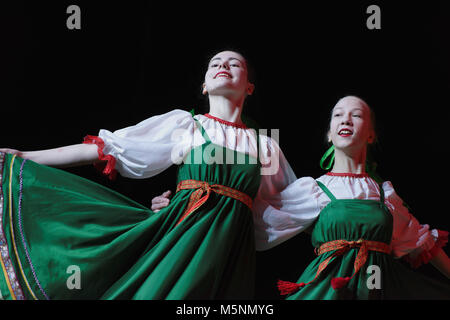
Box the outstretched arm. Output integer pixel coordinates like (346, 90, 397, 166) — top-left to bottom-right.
(0, 143, 100, 168)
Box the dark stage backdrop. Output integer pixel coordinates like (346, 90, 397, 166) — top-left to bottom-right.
(1, 1, 449, 299)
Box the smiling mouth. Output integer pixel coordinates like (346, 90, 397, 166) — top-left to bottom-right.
(338, 129, 353, 137)
(214, 72, 232, 79)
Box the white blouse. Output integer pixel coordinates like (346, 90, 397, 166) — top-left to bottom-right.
(91, 109, 445, 268)
(253, 173, 446, 268)
(97, 109, 296, 183)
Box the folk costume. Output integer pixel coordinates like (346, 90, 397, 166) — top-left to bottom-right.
(255, 173, 450, 299)
(0, 110, 296, 300)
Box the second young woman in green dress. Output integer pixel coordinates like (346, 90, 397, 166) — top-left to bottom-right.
(269, 96, 450, 299)
(154, 96, 450, 299)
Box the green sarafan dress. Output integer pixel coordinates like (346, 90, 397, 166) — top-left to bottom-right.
(283, 180, 450, 300)
(0, 112, 266, 300)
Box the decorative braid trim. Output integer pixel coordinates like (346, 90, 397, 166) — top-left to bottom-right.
(203, 113, 248, 129)
(0, 153, 25, 300)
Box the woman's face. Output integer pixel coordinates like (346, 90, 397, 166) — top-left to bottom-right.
(329, 96, 374, 153)
(203, 51, 253, 98)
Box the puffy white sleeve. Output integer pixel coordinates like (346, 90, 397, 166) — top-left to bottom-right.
(252, 136, 322, 251)
(84, 109, 195, 179)
(384, 181, 448, 268)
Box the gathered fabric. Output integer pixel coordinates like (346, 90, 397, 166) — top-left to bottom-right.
(176, 179, 252, 226)
(278, 238, 391, 295)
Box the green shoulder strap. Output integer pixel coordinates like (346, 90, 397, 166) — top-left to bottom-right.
(190, 109, 211, 143)
(316, 180, 337, 201)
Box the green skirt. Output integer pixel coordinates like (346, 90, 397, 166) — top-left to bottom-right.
(0, 153, 256, 300)
(285, 181, 450, 300)
(287, 249, 450, 299)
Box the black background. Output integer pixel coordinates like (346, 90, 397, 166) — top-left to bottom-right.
(1, 1, 449, 299)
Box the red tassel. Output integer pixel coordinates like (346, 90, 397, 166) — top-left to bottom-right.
(277, 280, 305, 295)
(330, 276, 351, 290)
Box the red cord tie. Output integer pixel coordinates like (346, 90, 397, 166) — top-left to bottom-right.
(175, 180, 252, 226)
(277, 239, 391, 295)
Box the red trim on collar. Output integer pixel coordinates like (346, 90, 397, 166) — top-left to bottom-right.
(326, 172, 369, 178)
(203, 113, 248, 129)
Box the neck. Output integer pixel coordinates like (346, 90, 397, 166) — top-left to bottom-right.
(332, 147, 367, 174)
(207, 95, 245, 125)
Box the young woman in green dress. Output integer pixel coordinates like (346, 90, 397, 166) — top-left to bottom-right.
(272, 96, 450, 299)
(154, 95, 450, 299)
(0, 50, 297, 300)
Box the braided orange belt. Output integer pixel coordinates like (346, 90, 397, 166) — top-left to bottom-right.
(175, 179, 253, 226)
(278, 238, 391, 295)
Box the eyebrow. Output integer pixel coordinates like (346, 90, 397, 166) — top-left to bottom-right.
(333, 107, 365, 112)
(209, 57, 245, 64)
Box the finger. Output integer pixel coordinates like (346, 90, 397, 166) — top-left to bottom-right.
(152, 196, 164, 204)
(0, 148, 15, 154)
(152, 199, 169, 208)
(153, 197, 170, 204)
(151, 203, 163, 210)
(162, 190, 172, 198)
(160, 199, 170, 206)
(154, 203, 167, 209)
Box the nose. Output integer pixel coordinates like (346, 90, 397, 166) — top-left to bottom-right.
(341, 113, 353, 125)
(218, 61, 230, 70)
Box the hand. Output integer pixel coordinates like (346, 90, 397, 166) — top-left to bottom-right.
(0, 148, 21, 156)
(151, 190, 172, 212)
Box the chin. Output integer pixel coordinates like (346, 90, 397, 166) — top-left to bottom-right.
(335, 143, 366, 155)
(208, 86, 242, 96)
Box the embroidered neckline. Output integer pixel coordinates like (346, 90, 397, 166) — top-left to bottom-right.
(203, 113, 248, 129)
(326, 172, 369, 178)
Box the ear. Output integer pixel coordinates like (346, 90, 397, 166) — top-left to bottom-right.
(202, 83, 207, 95)
(367, 129, 376, 144)
(246, 82, 255, 96)
(327, 131, 332, 143)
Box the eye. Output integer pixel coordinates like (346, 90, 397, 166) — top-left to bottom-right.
(333, 113, 341, 117)
(209, 63, 219, 68)
(352, 114, 362, 118)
